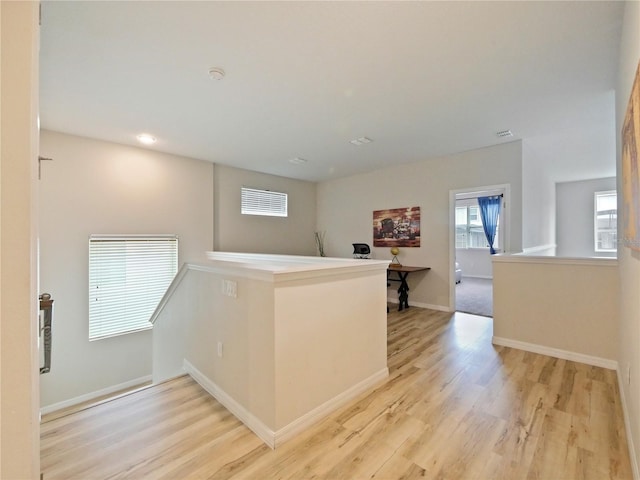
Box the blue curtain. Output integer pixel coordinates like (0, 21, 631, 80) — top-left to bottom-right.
(478, 195, 501, 254)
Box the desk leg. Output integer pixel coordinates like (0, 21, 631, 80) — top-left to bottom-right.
(397, 272, 410, 311)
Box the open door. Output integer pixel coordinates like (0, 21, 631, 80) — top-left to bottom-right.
(449, 185, 510, 317)
(0, 2, 42, 477)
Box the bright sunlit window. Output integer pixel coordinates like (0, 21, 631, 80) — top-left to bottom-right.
(594, 190, 617, 253)
(455, 201, 499, 249)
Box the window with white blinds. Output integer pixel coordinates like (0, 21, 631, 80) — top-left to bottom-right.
(241, 187, 288, 217)
(88, 235, 178, 341)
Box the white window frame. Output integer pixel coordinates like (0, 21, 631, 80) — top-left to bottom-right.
(241, 187, 288, 217)
(594, 190, 617, 253)
(88, 234, 178, 341)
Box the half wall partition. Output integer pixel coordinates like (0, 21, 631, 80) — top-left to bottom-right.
(151, 252, 390, 448)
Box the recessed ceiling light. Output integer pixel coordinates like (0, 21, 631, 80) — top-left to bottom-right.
(349, 136, 373, 146)
(208, 67, 225, 80)
(496, 130, 513, 138)
(289, 157, 307, 165)
(136, 134, 157, 145)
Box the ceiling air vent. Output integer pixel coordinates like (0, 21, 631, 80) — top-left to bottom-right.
(496, 130, 513, 138)
(288, 157, 307, 165)
(349, 137, 373, 146)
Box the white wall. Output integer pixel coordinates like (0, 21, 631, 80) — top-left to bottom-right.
(38, 130, 214, 408)
(493, 256, 619, 364)
(616, 0, 640, 475)
(521, 85, 617, 253)
(157, 268, 277, 427)
(556, 177, 617, 257)
(0, 2, 41, 477)
(522, 140, 557, 251)
(317, 141, 523, 310)
(455, 249, 493, 278)
(214, 164, 317, 256)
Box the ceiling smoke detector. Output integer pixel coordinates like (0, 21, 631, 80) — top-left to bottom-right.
(496, 130, 513, 138)
(208, 67, 225, 80)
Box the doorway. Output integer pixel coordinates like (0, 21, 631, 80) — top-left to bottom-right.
(449, 184, 510, 317)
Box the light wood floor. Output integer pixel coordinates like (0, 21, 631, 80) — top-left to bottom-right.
(41, 307, 632, 479)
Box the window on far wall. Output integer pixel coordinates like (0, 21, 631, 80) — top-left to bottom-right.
(241, 187, 288, 217)
(594, 190, 617, 253)
(88, 235, 178, 341)
(455, 202, 500, 250)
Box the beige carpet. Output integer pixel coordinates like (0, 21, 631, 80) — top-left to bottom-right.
(455, 276, 493, 317)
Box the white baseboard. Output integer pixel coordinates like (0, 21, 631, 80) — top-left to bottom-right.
(184, 359, 388, 449)
(183, 360, 276, 448)
(492, 336, 618, 370)
(40, 375, 152, 415)
(387, 297, 450, 312)
(461, 275, 492, 280)
(617, 367, 640, 480)
(273, 367, 389, 447)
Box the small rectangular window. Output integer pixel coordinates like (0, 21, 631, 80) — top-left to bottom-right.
(88, 235, 178, 340)
(241, 187, 288, 217)
(594, 191, 617, 253)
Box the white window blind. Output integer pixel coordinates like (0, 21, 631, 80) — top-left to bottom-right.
(88, 235, 178, 341)
(241, 187, 288, 217)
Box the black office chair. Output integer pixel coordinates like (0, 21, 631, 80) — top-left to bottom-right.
(352, 243, 371, 259)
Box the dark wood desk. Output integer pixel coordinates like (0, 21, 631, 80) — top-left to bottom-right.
(387, 265, 431, 311)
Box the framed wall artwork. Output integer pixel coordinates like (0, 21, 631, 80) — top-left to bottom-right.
(622, 60, 640, 251)
(373, 206, 420, 247)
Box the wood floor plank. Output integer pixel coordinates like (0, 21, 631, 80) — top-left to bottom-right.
(221, 419, 350, 480)
(41, 308, 632, 479)
(370, 452, 426, 480)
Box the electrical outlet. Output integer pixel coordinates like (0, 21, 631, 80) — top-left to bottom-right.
(217, 341, 223, 358)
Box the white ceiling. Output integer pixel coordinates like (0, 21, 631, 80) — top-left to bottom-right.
(39, 1, 624, 183)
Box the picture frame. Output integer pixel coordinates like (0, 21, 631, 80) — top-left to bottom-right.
(373, 206, 421, 247)
(622, 61, 640, 251)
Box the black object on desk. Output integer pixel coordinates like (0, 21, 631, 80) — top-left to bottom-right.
(352, 243, 371, 259)
(387, 265, 430, 311)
